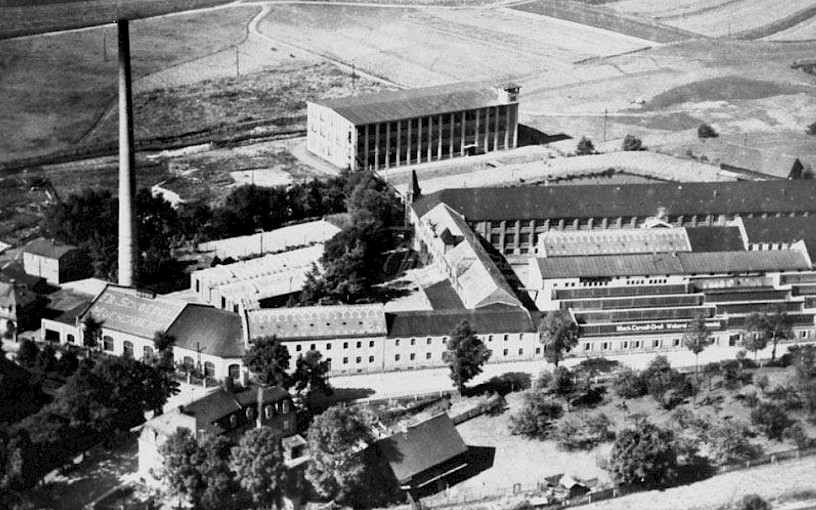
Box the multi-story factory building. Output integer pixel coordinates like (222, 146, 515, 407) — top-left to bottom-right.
(306, 82, 520, 171)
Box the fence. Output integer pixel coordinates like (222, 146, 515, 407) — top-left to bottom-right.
(417, 445, 816, 510)
(450, 394, 504, 425)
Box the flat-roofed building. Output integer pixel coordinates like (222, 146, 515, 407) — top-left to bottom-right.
(307, 82, 520, 171)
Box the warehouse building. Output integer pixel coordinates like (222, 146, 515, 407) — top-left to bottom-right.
(307, 82, 520, 171)
(197, 219, 341, 260)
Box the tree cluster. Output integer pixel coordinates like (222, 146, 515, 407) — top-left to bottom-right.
(551, 412, 615, 451)
(304, 406, 401, 509)
(611, 356, 696, 408)
(508, 389, 563, 440)
(301, 172, 405, 305)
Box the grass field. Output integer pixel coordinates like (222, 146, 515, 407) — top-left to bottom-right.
(0, 5, 260, 162)
(256, 4, 652, 88)
(608, 0, 816, 38)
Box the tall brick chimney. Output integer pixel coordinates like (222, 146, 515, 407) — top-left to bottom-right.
(117, 19, 137, 287)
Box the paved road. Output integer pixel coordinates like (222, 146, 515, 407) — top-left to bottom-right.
(330, 343, 797, 399)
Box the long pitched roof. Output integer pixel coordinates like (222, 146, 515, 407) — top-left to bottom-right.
(167, 305, 245, 358)
(247, 304, 388, 341)
(376, 413, 468, 484)
(412, 181, 816, 221)
(538, 228, 691, 257)
(742, 216, 816, 256)
(312, 82, 516, 126)
(386, 308, 536, 338)
(82, 285, 186, 339)
(536, 250, 810, 279)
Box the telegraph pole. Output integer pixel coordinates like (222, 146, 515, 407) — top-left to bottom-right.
(603, 108, 608, 142)
(235, 46, 240, 77)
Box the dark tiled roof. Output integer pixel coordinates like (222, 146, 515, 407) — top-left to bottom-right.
(422, 280, 465, 310)
(182, 386, 290, 435)
(376, 413, 468, 484)
(53, 302, 92, 325)
(386, 308, 535, 338)
(0, 262, 46, 290)
(412, 181, 816, 222)
(24, 238, 79, 259)
(312, 82, 517, 126)
(686, 227, 746, 252)
(715, 143, 802, 179)
(742, 216, 816, 256)
(535, 250, 810, 279)
(167, 305, 245, 359)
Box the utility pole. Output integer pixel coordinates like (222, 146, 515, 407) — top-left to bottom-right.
(235, 46, 240, 77)
(603, 108, 608, 142)
(352, 61, 357, 95)
(103, 30, 107, 62)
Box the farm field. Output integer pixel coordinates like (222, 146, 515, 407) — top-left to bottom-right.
(255, 4, 653, 88)
(0, 0, 238, 39)
(0, 5, 260, 161)
(608, 0, 816, 38)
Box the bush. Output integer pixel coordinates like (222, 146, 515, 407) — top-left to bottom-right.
(622, 134, 644, 151)
(807, 121, 816, 136)
(508, 390, 563, 440)
(642, 356, 695, 409)
(766, 384, 803, 410)
(576, 137, 596, 155)
(783, 422, 814, 449)
(697, 123, 718, 139)
(721, 359, 744, 390)
(552, 412, 615, 451)
(612, 367, 647, 399)
(734, 494, 771, 510)
(750, 402, 792, 440)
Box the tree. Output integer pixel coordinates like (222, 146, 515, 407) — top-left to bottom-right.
(697, 123, 718, 139)
(807, 121, 816, 136)
(539, 310, 579, 367)
(56, 349, 80, 378)
(606, 419, 678, 487)
(551, 412, 615, 451)
(292, 350, 332, 402)
(537, 366, 591, 411)
(442, 320, 491, 392)
(622, 134, 644, 151)
(612, 367, 647, 399)
(243, 337, 292, 388)
(750, 402, 792, 440)
(33, 344, 57, 374)
(150, 332, 179, 415)
(683, 314, 713, 372)
(742, 313, 770, 362)
(160, 430, 239, 510)
(15, 340, 39, 369)
(305, 406, 371, 504)
(508, 389, 563, 440)
(576, 136, 595, 155)
(230, 426, 288, 509)
(702, 361, 722, 391)
(153, 331, 175, 354)
(81, 315, 103, 353)
(767, 308, 792, 361)
(706, 421, 762, 465)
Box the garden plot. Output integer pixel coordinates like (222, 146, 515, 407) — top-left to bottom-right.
(256, 4, 652, 88)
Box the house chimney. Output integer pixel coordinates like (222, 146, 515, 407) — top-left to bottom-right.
(117, 19, 137, 287)
(256, 385, 265, 429)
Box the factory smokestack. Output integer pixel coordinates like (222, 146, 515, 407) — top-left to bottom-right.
(118, 19, 137, 287)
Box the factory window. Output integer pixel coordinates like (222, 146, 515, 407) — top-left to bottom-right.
(356, 357, 361, 364)
(410, 338, 416, 346)
(395, 354, 401, 361)
(368, 356, 374, 363)
(369, 341, 374, 347)
(652, 340, 660, 348)
(536, 347, 541, 354)
(504, 335, 509, 341)
(296, 345, 302, 352)
(326, 343, 331, 350)
(228, 364, 240, 381)
(103, 335, 114, 352)
(674, 338, 681, 347)
(584, 343, 591, 351)
(518, 348, 523, 356)
(343, 357, 348, 364)
(143, 346, 154, 360)
(343, 342, 349, 348)
(221, 297, 226, 309)
(123, 341, 134, 358)
(229, 414, 238, 428)
(395, 339, 400, 346)
(310, 344, 316, 351)
(426, 352, 432, 360)
(356, 341, 362, 348)
(427, 338, 432, 345)
(67, 334, 75, 344)
(800, 330, 809, 338)
(442, 337, 448, 344)
(204, 362, 215, 378)
(246, 407, 255, 420)
(503, 349, 508, 356)
(602, 342, 609, 350)
(488, 335, 493, 342)
(265, 405, 273, 419)
(622, 341, 628, 349)
(729, 334, 740, 347)
(183, 356, 194, 369)
(633, 341, 640, 349)
(410, 353, 416, 361)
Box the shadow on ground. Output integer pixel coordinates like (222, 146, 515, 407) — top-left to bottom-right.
(518, 124, 571, 146)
